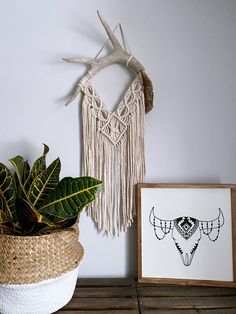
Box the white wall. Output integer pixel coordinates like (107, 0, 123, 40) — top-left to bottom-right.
(0, 0, 236, 277)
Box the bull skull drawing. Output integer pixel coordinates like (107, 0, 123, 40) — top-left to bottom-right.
(149, 207, 224, 266)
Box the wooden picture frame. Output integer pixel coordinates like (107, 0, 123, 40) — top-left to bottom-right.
(136, 184, 236, 287)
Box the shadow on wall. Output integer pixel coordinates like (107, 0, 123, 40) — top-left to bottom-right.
(0, 140, 36, 166)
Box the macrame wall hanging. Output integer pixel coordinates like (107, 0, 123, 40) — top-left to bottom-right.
(64, 11, 154, 236)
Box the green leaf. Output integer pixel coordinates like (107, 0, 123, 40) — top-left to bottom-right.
(15, 198, 55, 230)
(43, 143, 49, 155)
(34, 216, 78, 235)
(0, 163, 17, 223)
(38, 176, 103, 220)
(14, 161, 30, 197)
(22, 161, 30, 185)
(28, 158, 61, 208)
(16, 198, 43, 227)
(9, 155, 25, 184)
(9, 155, 30, 200)
(24, 144, 49, 192)
(29, 144, 49, 180)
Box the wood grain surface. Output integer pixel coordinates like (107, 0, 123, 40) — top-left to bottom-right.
(56, 278, 236, 314)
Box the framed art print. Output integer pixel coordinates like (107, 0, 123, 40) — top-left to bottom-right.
(136, 184, 236, 287)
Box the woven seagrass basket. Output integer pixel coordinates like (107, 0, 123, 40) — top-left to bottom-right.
(0, 226, 84, 314)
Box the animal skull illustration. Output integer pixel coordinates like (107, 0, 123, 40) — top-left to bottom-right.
(149, 207, 224, 266)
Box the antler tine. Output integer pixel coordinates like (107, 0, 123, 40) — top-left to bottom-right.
(64, 12, 139, 107)
(63, 57, 96, 65)
(65, 86, 82, 106)
(97, 10, 123, 52)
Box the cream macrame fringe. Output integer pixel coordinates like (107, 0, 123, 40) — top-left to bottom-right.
(81, 73, 145, 236)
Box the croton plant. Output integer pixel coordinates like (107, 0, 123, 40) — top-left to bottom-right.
(0, 144, 103, 236)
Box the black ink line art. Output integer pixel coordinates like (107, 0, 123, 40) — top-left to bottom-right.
(149, 207, 224, 266)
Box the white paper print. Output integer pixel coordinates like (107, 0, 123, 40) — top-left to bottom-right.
(141, 188, 233, 281)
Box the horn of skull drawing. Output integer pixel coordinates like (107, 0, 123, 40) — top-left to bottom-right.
(149, 207, 224, 266)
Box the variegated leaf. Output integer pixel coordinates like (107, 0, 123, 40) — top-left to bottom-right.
(28, 158, 61, 208)
(0, 163, 17, 223)
(24, 144, 49, 191)
(9, 155, 24, 183)
(38, 176, 103, 220)
(15, 197, 55, 233)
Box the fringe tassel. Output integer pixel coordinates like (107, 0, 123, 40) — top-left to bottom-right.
(81, 74, 145, 236)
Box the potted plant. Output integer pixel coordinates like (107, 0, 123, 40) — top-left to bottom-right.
(0, 144, 103, 314)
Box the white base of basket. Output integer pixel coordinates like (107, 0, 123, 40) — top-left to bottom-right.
(0, 266, 79, 314)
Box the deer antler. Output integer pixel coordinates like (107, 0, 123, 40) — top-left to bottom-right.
(63, 11, 145, 106)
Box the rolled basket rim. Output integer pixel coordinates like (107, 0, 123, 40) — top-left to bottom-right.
(0, 227, 76, 240)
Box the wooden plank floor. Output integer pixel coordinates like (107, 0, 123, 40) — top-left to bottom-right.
(56, 279, 236, 314)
